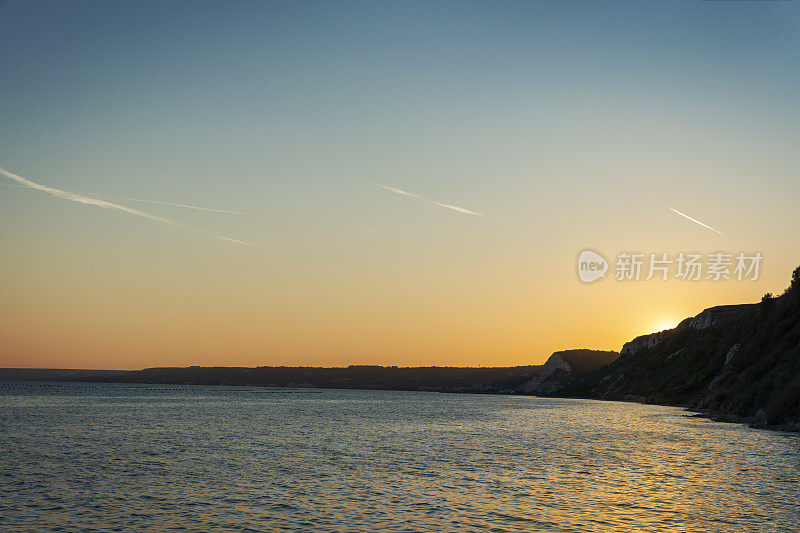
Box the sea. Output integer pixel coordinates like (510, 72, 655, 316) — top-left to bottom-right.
(1, 381, 798, 532)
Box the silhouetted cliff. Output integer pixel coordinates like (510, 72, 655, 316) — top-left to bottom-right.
(569, 268, 800, 431)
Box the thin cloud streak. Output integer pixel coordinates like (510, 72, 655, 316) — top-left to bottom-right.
(126, 197, 252, 215)
(373, 183, 484, 216)
(50, 189, 253, 215)
(668, 207, 723, 235)
(0, 181, 33, 190)
(5, 182, 251, 216)
(0, 166, 251, 245)
(212, 234, 251, 246)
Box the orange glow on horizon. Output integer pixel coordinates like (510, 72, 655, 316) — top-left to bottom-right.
(648, 319, 682, 335)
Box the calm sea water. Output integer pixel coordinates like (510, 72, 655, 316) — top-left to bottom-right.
(1, 382, 798, 532)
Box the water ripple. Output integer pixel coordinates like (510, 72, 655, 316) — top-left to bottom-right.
(0, 382, 798, 532)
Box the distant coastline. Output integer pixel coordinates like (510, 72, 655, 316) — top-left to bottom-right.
(3, 270, 798, 433)
(0, 365, 542, 394)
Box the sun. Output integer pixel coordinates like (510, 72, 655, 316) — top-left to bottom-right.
(651, 318, 680, 333)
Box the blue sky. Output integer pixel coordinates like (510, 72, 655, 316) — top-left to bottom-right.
(1, 1, 799, 368)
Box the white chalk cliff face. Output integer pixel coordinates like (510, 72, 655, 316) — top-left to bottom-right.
(620, 305, 746, 357)
(521, 350, 619, 394)
(521, 354, 572, 394)
(620, 331, 671, 357)
(540, 353, 571, 376)
(682, 305, 743, 330)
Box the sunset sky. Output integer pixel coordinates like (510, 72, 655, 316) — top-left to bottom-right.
(2, 1, 799, 369)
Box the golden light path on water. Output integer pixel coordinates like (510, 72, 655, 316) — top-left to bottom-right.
(1, 383, 798, 532)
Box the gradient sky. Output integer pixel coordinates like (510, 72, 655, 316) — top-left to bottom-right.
(2, 0, 799, 369)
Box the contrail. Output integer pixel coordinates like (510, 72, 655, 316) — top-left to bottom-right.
(126, 198, 252, 215)
(668, 207, 723, 235)
(209, 234, 251, 246)
(3, 181, 251, 216)
(0, 166, 251, 245)
(374, 183, 484, 216)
